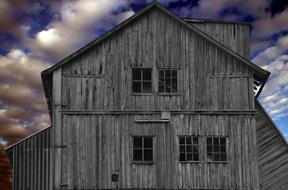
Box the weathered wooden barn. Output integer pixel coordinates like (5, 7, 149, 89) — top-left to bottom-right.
(5, 2, 288, 190)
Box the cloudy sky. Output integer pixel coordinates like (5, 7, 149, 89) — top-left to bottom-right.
(0, 0, 287, 149)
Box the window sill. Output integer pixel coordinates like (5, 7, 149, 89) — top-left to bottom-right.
(179, 161, 201, 164)
(132, 161, 155, 165)
(131, 93, 154, 96)
(158, 93, 179, 96)
(206, 161, 229, 164)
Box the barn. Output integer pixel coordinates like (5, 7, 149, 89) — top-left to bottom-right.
(5, 2, 288, 190)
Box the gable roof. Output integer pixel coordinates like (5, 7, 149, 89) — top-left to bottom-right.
(42, 1, 269, 78)
(41, 1, 270, 118)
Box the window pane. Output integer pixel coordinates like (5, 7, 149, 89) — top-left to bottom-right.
(220, 145, 226, 153)
(133, 150, 142, 161)
(207, 153, 213, 161)
(144, 137, 153, 148)
(220, 153, 227, 161)
(132, 82, 141, 93)
(193, 137, 198, 144)
(180, 145, 185, 153)
(132, 69, 141, 80)
(133, 137, 142, 148)
(165, 70, 171, 78)
(158, 69, 177, 94)
(193, 153, 199, 161)
(186, 137, 192, 144)
(144, 150, 153, 161)
(179, 137, 185, 145)
(165, 77, 171, 86)
(186, 145, 192, 153)
(143, 82, 152, 93)
(207, 138, 212, 145)
(142, 69, 151, 80)
(214, 153, 220, 161)
(172, 84, 177, 92)
(187, 153, 192, 161)
(213, 138, 219, 145)
(214, 145, 220, 152)
(165, 85, 171, 93)
(159, 83, 164, 93)
(192, 145, 199, 153)
(180, 153, 185, 161)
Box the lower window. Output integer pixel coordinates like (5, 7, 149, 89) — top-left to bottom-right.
(179, 136, 199, 161)
(207, 137, 227, 162)
(133, 136, 153, 162)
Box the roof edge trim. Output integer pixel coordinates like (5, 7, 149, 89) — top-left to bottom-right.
(4, 126, 52, 151)
(41, 1, 269, 81)
(256, 100, 288, 146)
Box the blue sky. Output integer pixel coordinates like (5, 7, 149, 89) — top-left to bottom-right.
(0, 0, 287, 145)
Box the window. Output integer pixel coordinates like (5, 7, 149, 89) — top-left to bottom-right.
(132, 68, 152, 93)
(179, 136, 199, 162)
(159, 69, 177, 93)
(133, 136, 153, 162)
(207, 137, 227, 162)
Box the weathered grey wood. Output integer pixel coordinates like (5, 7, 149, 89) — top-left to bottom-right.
(256, 101, 288, 190)
(53, 68, 62, 190)
(188, 20, 251, 58)
(6, 128, 52, 190)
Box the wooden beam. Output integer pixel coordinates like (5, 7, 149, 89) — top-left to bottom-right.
(61, 110, 257, 115)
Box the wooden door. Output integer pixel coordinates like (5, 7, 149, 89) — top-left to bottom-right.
(155, 122, 175, 188)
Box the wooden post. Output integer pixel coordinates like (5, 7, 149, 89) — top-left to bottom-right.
(53, 68, 62, 189)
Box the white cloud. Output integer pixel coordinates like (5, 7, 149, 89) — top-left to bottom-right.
(27, 0, 134, 60)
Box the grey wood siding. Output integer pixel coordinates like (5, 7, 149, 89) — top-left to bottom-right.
(61, 7, 255, 112)
(59, 114, 258, 189)
(256, 102, 288, 190)
(6, 127, 52, 190)
(189, 21, 251, 59)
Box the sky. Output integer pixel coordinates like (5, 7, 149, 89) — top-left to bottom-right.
(0, 0, 287, 148)
(0, 0, 287, 188)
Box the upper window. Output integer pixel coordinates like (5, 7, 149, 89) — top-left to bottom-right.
(179, 136, 199, 162)
(132, 68, 152, 93)
(133, 136, 153, 162)
(207, 137, 227, 162)
(159, 69, 177, 93)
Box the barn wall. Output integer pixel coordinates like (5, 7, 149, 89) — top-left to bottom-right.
(189, 21, 251, 59)
(59, 114, 258, 189)
(61, 7, 255, 112)
(256, 102, 288, 190)
(53, 6, 259, 190)
(6, 128, 52, 190)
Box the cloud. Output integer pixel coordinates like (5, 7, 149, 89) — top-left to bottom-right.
(254, 38, 288, 120)
(253, 8, 288, 38)
(252, 35, 288, 66)
(26, 0, 134, 61)
(173, 0, 271, 19)
(0, 49, 50, 146)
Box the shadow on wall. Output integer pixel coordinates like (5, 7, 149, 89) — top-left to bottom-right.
(0, 144, 12, 190)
